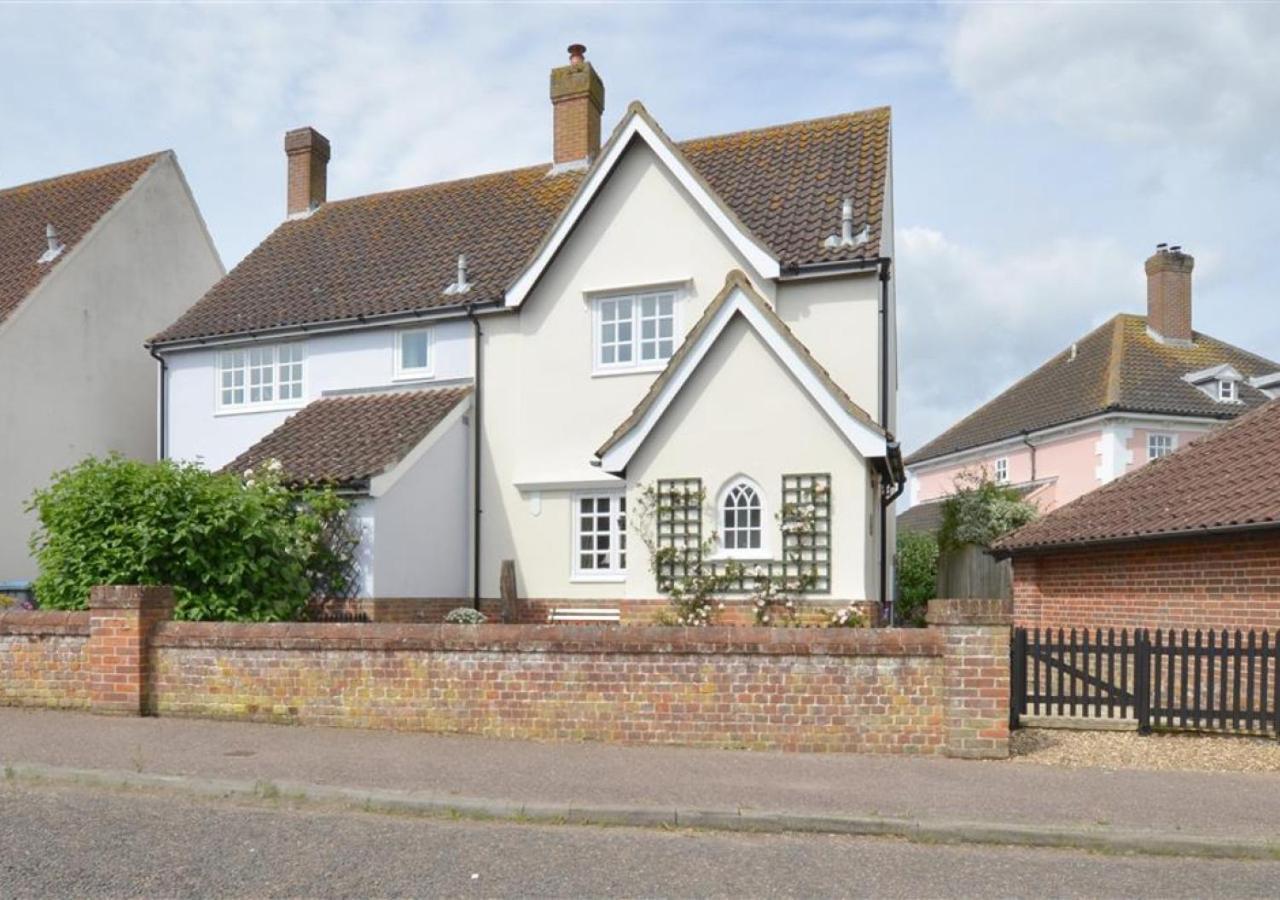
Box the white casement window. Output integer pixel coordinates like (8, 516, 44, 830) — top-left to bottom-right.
(572, 492, 627, 580)
(594, 289, 677, 373)
(1147, 433, 1176, 460)
(719, 478, 766, 558)
(218, 343, 305, 412)
(1218, 379, 1237, 402)
(395, 328, 434, 380)
(994, 458, 1009, 484)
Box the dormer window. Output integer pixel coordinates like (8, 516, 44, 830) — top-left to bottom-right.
(1183, 364, 1245, 404)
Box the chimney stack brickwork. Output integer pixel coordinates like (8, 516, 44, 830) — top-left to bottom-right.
(550, 44, 605, 167)
(285, 126, 331, 217)
(1145, 245, 1195, 344)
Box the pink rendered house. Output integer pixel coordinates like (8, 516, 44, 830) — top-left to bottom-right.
(900, 245, 1280, 531)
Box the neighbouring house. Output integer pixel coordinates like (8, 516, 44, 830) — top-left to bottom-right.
(995, 398, 1280, 632)
(903, 245, 1280, 531)
(0, 153, 224, 581)
(149, 45, 903, 621)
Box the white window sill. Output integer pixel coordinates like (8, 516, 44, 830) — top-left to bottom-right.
(708, 552, 772, 563)
(214, 401, 307, 418)
(392, 369, 435, 383)
(570, 573, 627, 584)
(591, 363, 669, 379)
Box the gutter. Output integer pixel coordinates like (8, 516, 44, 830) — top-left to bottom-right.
(874, 258, 906, 619)
(150, 299, 506, 353)
(465, 303, 484, 611)
(148, 345, 168, 460)
(993, 519, 1280, 560)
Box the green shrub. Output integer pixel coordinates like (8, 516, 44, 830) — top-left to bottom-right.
(28, 455, 356, 622)
(937, 469, 1039, 552)
(443, 607, 486, 625)
(895, 530, 938, 627)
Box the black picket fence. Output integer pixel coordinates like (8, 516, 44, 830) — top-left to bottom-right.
(1011, 626, 1280, 737)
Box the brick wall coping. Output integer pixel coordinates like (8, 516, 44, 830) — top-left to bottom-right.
(89, 585, 175, 611)
(152, 621, 944, 657)
(0, 610, 90, 636)
(926, 598, 1014, 627)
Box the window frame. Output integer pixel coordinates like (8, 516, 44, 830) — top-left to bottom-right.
(215, 342, 307, 414)
(394, 327, 435, 381)
(1147, 432, 1176, 461)
(590, 287, 681, 376)
(1217, 378, 1238, 402)
(993, 457, 1010, 484)
(714, 477, 770, 561)
(570, 490, 628, 582)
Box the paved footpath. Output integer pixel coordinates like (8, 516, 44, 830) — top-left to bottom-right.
(2, 708, 1278, 858)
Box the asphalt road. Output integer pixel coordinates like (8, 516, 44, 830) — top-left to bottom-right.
(4, 783, 1279, 899)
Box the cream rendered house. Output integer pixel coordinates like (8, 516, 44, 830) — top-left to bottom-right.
(153, 47, 903, 621)
(0, 153, 223, 582)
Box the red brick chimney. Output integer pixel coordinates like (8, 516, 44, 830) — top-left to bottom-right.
(550, 44, 605, 169)
(284, 126, 331, 217)
(1144, 244, 1194, 344)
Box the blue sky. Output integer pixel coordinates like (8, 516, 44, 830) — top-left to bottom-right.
(2, 2, 1277, 452)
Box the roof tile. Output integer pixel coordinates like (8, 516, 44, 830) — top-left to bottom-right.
(908, 314, 1280, 465)
(0, 153, 163, 327)
(225, 386, 472, 488)
(153, 107, 891, 344)
(995, 399, 1280, 552)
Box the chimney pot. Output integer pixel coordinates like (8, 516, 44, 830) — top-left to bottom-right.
(1144, 244, 1194, 344)
(284, 126, 331, 217)
(550, 45, 605, 168)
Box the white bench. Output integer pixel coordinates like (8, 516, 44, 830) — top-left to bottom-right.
(548, 607, 622, 624)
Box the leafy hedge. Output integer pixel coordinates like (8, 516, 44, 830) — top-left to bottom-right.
(28, 455, 357, 621)
(895, 529, 938, 627)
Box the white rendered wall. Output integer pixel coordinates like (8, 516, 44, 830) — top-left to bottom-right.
(478, 140, 884, 599)
(0, 155, 224, 579)
(164, 318, 474, 470)
(369, 413, 471, 598)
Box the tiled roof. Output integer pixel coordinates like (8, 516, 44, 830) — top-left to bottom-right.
(908, 314, 1280, 465)
(995, 399, 1280, 553)
(0, 153, 163, 327)
(225, 386, 472, 489)
(153, 106, 891, 344)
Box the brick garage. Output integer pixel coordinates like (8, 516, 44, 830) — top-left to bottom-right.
(1012, 531, 1280, 632)
(0, 590, 1010, 758)
(998, 399, 1280, 633)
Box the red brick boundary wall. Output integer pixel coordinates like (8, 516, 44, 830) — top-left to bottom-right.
(1, 590, 1011, 758)
(1012, 531, 1280, 632)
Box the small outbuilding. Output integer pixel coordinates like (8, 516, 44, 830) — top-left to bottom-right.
(995, 399, 1280, 632)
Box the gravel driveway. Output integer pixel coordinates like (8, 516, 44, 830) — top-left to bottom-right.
(1012, 728, 1280, 773)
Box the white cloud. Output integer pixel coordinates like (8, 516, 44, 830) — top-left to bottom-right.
(946, 4, 1280, 171)
(896, 226, 1141, 453)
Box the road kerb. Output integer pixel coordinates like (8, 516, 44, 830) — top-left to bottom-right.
(4, 761, 1277, 861)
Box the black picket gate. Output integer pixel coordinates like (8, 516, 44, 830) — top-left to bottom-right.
(1010, 626, 1280, 737)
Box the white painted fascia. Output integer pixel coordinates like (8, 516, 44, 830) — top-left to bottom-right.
(906, 410, 1226, 474)
(1183, 363, 1243, 385)
(513, 474, 624, 493)
(504, 109, 780, 309)
(368, 393, 472, 498)
(598, 284, 886, 473)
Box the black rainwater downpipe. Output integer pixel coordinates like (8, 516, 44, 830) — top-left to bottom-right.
(876, 258, 901, 618)
(148, 345, 167, 460)
(466, 304, 483, 611)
